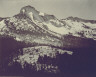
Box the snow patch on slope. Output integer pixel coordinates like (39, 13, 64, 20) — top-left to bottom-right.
(15, 37, 22, 41)
(50, 19, 64, 26)
(39, 12, 44, 16)
(83, 22, 96, 29)
(43, 22, 69, 35)
(0, 20, 5, 29)
(63, 19, 96, 39)
(28, 12, 35, 22)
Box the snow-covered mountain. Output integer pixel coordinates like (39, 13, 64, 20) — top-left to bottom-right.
(0, 5, 96, 41)
(61, 16, 96, 39)
(0, 5, 96, 76)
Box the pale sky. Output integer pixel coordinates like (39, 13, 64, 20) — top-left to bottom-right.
(0, 0, 96, 20)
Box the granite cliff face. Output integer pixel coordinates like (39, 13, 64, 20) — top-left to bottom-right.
(0, 5, 96, 76)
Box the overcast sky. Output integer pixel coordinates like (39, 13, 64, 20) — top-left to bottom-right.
(0, 0, 96, 20)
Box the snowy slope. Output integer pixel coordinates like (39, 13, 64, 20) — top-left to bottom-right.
(61, 17, 96, 39)
(0, 20, 5, 29)
(20, 6, 96, 40)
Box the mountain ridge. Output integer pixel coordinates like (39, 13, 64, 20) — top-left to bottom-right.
(62, 16, 96, 23)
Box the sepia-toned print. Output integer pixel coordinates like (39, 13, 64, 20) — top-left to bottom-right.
(0, 0, 96, 77)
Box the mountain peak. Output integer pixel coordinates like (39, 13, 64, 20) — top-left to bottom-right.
(19, 5, 56, 22)
(24, 5, 35, 9)
(20, 5, 38, 14)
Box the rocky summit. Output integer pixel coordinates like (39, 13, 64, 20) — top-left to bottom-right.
(0, 5, 96, 77)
